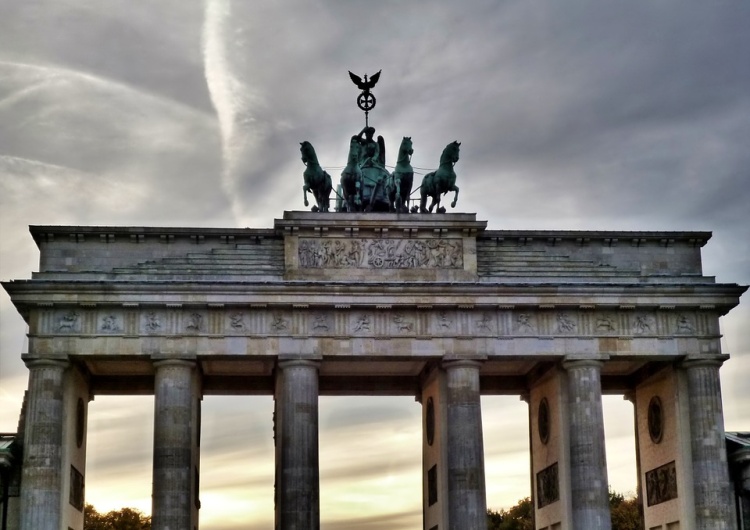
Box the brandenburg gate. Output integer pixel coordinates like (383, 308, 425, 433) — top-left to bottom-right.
(1, 211, 746, 530)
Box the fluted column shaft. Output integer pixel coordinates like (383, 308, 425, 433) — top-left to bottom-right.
(444, 360, 487, 530)
(19, 359, 68, 530)
(152, 360, 199, 530)
(276, 360, 320, 530)
(684, 358, 735, 529)
(563, 359, 611, 530)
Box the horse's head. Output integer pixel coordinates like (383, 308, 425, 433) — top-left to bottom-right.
(347, 136, 362, 163)
(400, 136, 414, 157)
(300, 141, 317, 165)
(440, 141, 461, 166)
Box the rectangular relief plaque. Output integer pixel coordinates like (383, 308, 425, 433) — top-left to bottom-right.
(69, 465, 85, 511)
(298, 238, 463, 269)
(536, 462, 559, 508)
(645, 460, 678, 506)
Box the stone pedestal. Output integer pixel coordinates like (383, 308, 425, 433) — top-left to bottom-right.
(683, 357, 735, 529)
(444, 360, 487, 530)
(152, 359, 201, 530)
(274, 359, 320, 530)
(563, 359, 611, 530)
(19, 359, 68, 530)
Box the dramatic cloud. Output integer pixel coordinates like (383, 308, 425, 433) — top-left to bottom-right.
(1, 1, 748, 529)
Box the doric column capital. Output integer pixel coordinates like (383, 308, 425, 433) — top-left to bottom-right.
(680, 353, 730, 370)
(22, 357, 70, 370)
(152, 358, 197, 370)
(442, 358, 484, 371)
(561, 357, 605, 371)
(277, 358, 321, 371)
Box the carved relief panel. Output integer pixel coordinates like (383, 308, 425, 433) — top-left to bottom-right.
(298, 238, 464, 269)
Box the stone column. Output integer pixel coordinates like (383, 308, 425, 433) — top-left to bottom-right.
(152, 359, 200, 530)
(443, 359, 487, 530)
(683, 357, 735, 529)
(19, 358, 68, 530)
(563, 359, 611, 530)
(275, 360, 320, 530)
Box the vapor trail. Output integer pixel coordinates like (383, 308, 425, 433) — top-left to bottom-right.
(202, 0, 259, 223)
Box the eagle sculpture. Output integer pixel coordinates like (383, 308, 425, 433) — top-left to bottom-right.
(348, 70, 381, 92)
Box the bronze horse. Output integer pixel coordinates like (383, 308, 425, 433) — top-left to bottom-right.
(340, 136, 363, 212)
(387, 137, 414, 213)
(301, 141, 332, 212)
(419, 141, 460, 213)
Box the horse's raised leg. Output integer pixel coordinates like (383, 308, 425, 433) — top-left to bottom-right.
(451, 185, 459, 208)
(303, 185, 309, 207)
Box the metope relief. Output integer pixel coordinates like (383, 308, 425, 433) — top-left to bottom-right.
(100, 314, 120, 333)
(436, 311, 453, 331)
(298, 238, 463, 269)
(143, 312, 162, 333)
(475, 313, 494, 332)
(633, 314, 655, 335)
(186, 313, 203, 332)
(516, 313, 536, 334)
(676, 314, 694, 334)
(311, 314, 329, 332)
(57, 311, 80, 333)
(392, 314, 414, 332)
(556, 313, 577, 334)
(228, 313, 246, 332)
(353, 314, 371, 332)
(271, 315, 289, 332)
(595, 315, 617, 333)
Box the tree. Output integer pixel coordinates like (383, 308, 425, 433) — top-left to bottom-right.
(84, 504, 151, 530)
(487, 497, 533, 530)
(609, 491, 641, 530)
(488, 490, 641, 530)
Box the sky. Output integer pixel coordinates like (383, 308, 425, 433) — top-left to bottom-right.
(0, 1, 749, 529)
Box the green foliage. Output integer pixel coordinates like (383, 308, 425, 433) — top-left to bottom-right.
(609, 491, 641, 530)
(487, 497, 533, 530)
(487, 490, 641, 530)
(84, 504, 151, 530)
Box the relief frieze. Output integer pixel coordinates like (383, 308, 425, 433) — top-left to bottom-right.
(37, 307, 712, 341)
(298, 238, 463, 269)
